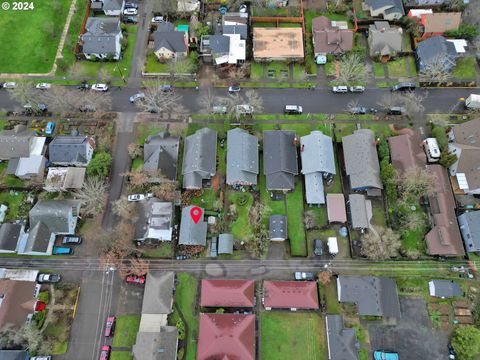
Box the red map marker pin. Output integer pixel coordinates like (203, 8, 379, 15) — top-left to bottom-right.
(190, 207, 203, 224)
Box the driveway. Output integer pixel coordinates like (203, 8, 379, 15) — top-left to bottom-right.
(367, 297, 450, 360)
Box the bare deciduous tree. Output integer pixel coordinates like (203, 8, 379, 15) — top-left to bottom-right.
(396, 168, 436, 200)
(419, 55, 455, 84)
(76, 90, 112, 114)
(303, 210, 318, 230)
(127, 143, 142, 159)
(361, 226, 401, 260)
(245, 89, 264, 114)
(318, 271, 332, 284)
(7, 81, 43, 108)
(120, 257, 150, 277)
(151, 182, 178, 201)
(136, 82, 188, 116)
(198, 88, 228, 116)
(74, 177, 107, 216)
(112, 196, 138, 221)
(247, 201, 270, 258)
(335, 53, 365, 85)
(123, 169, 152, 189)
(41, 86, 79, 114)
(346, 99, 360, 114)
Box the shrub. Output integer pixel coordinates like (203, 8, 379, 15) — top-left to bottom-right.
(431, 125, 448, 150)
(38, 291, 50, 304)
(87, 152, 112, 178)
(444, 24, 479, 40)
(33, 310, 46, 329)
(176, 319, 185, 340)
(177, 348, 185, 360)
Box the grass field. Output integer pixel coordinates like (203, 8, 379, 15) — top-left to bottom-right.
(0, 0, 72, 73)
(112, 315, 141, 347)
(111, 352, 133, 360)
(387, 58, 409, 78)
(452, 56, 477, 80)
(175, 273, 199, 360)
(228, 191, 254, 241)
(286, 180, 307, 256)
(261, 312, 326, 360)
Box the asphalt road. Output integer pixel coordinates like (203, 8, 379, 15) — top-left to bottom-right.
(0, 87, 477, 114)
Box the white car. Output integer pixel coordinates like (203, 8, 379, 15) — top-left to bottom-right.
(2, 82, 17, 89)
(129, 92, 145, 103)
(36, 83, 51, 90)
(123, 7, 138, 15)
(91, 83, 109, 92)
(332, 86, 348, 93)
(127, 193, 153, 202)
(349, 85, 365, 93)
(152, 16, 165, 23)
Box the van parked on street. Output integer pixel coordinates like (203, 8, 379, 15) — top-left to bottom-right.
(284, 105, 303, 114)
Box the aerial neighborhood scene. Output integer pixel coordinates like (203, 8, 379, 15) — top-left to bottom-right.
(1, 0, 480, 358)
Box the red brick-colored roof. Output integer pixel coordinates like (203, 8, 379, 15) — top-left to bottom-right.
(201, 279, 255, 308)
(263, 281, 319, 309)
(326, 193, 347, 223)
(197, 313, 255, 360)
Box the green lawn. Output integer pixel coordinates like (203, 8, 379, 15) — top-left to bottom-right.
(292, 64, 306, 80)
(372, 205, 387, 227)
(452, 56, 477, 80)
(44, 320, 69, 355)
(250, 62, 264, 80)
(112, 315, 141, 347)
(286, 180, 307, 257)
(135, 123, 167, 145)
(334, 123, 356, 142)
(401, 226, 427, 253)
(325, 155, 342, 193)
(259, 158, 285, 219)
(190, 189, 220, 211)
(306, 206, 328, 228)
(111, 352, 133, 360)
(228, 191, 254, 241)
(0, 0, 71, 73)
(266, 61, 289, 80)
(320, 280, 341, 314)
(131, 157, 143, 171)
(325, 61, 337, 76)
(387, 58, 409, 78)
(261, 312, 325, 360)
(406, 56, 417, 76)
(142, 243, 173, 258)
(145, 51, 171, 73)
(175, 273, 199, 360)
(0, 191, 27, 221)
(102, 25, 138, 78)
(372, 62, 385, 78)
(403, 33, 412, 52)
(73, 61, 101, 77)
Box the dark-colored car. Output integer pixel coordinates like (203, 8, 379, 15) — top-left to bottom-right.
(387, 106, 405, 115)
(77, 82, 89, 91)
(313, 239, 323, 256)
(37, 273, 62, 284)
(161, 84, 173, 92)
(125, 275, 146, 284)
(100, 345, 111, 360)
(104, 316, 116, 337)
(448, 343, 456, 359)
(125, 2, 138, 8)
(62, 236, 82, 245)
(350, 106, 367, 115)
(391, 82, 416, 91)
(176, 255, 188, 260)
(124, 16, 138, 24)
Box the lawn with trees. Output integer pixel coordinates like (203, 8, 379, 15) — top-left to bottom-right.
(0, 0, 72, 73)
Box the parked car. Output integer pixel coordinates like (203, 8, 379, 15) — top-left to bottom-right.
(391, 82, 416, 91)
(129, 92, 145, 103)
(91, 83, 109, 92)
(448, 343, 456, 359)
(374, 350, 399, 360)
(294, 272, 315, 281)
(228, 85, 241, 93)
(160, 84, 173, 91)
(349, 85, 365, 93)
(79, 105, 95, 112)
(212, 105, 227, 114)
(176, 255, 188, 260)
(123, 7, 137, 15)
(36, 83, 51, 90)
(23, 103, 48, 113)
(332, 86, 348, 93)
(31, 357, 52, 360)
(152, 16, 165, 23)
(62, 236, 82, 245)
(350, 106, 367, 115)
(239, 4, 247, 12)
(284, 105, 303, 114)
(125, 2, 138, 8)
(45, 122, 55, 135)
(387, 106, 405, 115)
(52, 246, 74, 255)
(125, 275, 146, 284)
(127, 193, 153, 202)
(313, 239, 323, 256)
(77, 82, 89, 91)
(104, 316, 116, 337)
(2, 82, 17, 89)
(123, 16, 138, 24)
(100, 345, 111, 360)
(37, 273, 62, 284)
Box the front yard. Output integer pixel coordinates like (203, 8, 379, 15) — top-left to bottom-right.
(261, 312, 326, 360)
(227, 191, 254, 241)
(112, 315, 141, 347)
(0, 0, 72, 73)
(286, 180, 307, 256)
(452, 56, 477, 80)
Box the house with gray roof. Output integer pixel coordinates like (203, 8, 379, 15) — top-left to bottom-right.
(0, 223, 26, 254)
(178, 206, 207, 246)
(218, 233, 234, 254)
(0, 350, 30, 360)
(269, 215, 287, 241)
(368, 22, 403, 59)
(200, 35, 230, 63)
(300, 131, 336, 205)
(139, 271, 175, 332)
(44, 167, 86, 192)
(18, 222, 55, 256)
(347, 194, 372, 230)
(6, 155, 46, 181)
(429, 280, 462, 298)
(49, 135, 95, 167)
(343, 129, 382, 192)
(263, 130, 298, 192)
(132, 327, 179, 360)
(153, 22, 188, 61)
(81, 17, 123, 60)
(223, 12, 248, 40)
(0, 125, 35, 160)
(362, 0, 404, 20)
(325, 315, 359, 360)
(144, 132, 180, 181)
(458, 211, 480, 253)
(416, 36, 457, 73)
(92, 0, 124, 16)
(29, 200, 81, 235)
(337, 276, 401, 319)
(226, 128, 259, 186)
(135, 200, 173, 243)
(182, 128, 217, 189)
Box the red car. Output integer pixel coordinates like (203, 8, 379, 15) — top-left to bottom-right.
(104, 316, 116, 337)
(125, 275, 146, 284)
(100, 345, 110, 360)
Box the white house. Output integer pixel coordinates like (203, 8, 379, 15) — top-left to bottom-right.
(81, 17, 123, 60)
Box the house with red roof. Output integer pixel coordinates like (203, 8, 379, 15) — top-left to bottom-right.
(263, 280, 319, 310)
(197, 313, 256, 360)
(200, 279, 255, 308)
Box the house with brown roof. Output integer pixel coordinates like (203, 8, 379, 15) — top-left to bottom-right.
(0, 279, 38, 329)
(263, 280, 319, 310)
(368, 22, 403, 60)
(197, 313, 255, 360)
(326, 194, 347, 223)
(387, 133, 426, 175)
(312, 16, 353, 60)
(200, 279, 255, 308)
(418, 12, 461, 39)
(425, 164, 465, 256)
(253, 28, 304, 62)
(448, 119, 480, 195)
